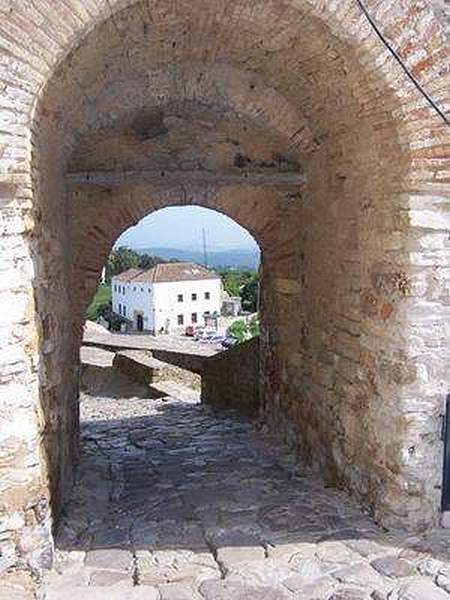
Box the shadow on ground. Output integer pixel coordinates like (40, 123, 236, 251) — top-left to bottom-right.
(45, 391, 450, 599)
(61, 401, 365, 541)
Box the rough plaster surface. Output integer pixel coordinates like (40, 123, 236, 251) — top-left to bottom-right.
(0, 0, 449, 575)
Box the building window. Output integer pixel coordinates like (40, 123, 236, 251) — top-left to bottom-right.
(192, 293, 197, 301)
(148, 288, 151, 293)
(205, 292, 210, 300)
(177, 314, 184, 325)
(191, 313, 198, 324)
(178, 294, 184, 302)
(114, 284, 117, 292)
(118, 303, 122, 314)
(141, 288, 144, 292)
(123, 305, 127, 317)
(133, 286, 136, 292)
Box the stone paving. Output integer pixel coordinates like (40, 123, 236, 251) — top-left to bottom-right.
(28, 386, 450, 599)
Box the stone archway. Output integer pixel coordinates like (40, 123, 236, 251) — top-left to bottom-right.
(0, 0, 449, 574)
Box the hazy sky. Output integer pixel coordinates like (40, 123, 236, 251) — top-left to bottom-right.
(116, 206, 259, 251)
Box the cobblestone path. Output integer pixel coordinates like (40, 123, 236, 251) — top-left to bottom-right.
(36, 390, 450, 599)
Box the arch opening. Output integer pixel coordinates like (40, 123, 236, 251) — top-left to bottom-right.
(86, 204, 261, 337)
(33, 0, 416, 537)
(55, 204, 266, 562)
(31, 0, 438, 532)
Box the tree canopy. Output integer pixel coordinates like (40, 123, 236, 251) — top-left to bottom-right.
(228, 316, 260, 343)
(219, 268, 258, 311)
(241, 273, 259, 312)
(105, 247, 168, 281)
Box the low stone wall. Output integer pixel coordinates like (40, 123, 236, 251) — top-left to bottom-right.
(83, 340, 260, 413)
(84, 339, 207, 375)
(149, 349, 205, 375)
(112, 351, 169, 385)
(80, 362, 154, 399)
(201, 337, 260, 415)
(160, 363, 202, 391)
(113, 350, 201, 391)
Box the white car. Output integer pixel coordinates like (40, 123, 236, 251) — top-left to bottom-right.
(210, 334, 226, 345)
(197, 329, 217, 343)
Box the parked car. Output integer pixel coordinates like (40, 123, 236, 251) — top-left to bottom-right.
(209, 334, 226, 345)
(198, 329, 217, 343)
(221, 335, 238, 349)
(193, 327, 205, 341)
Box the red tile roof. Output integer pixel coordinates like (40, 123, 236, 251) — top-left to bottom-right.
(113, 262, 220, 283)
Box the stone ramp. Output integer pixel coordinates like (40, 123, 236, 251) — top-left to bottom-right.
(81, 345, 201, 401)
(81, 347, 154, 399)
(82, 329, 260, 414)
(148, 380, 200, 403)
(83, 336, 209, 375)
(37, 391, 450, 600)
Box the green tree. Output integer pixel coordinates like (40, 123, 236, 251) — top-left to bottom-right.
(105, 246, 140, 281)
(228, 319, 248, 343)
(248, 315, 260, 337)
(220, 270, 242, 296)
(241, 273, 259, 312)
(96, 304, 123, 331)
(105, 248, 172, 281)
(220, 268, 257, 299)
(86, 284, 112, 321)
(138, 253, 164, 269)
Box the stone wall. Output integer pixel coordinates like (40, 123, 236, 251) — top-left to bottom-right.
(202, 338, 260, 415)
(148, 349, 206, 376)
(113, 350, 201, 390)
(81, 347, 201, 397)
(0, 0, 449, 576)
(113, 351, 169, 384)
(432, 0, 450, 36)
(85, 341, 209, 375)
(261, 134, 434, 528)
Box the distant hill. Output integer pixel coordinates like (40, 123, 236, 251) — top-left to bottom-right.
(134, 246, 260, 270)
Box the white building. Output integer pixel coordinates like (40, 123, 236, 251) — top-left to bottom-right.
(111, 263, 222, 334)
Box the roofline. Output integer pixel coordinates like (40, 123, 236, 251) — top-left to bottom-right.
(112, 276, 222, 283)
(149, 276, 221, 283)
(112, 262, 222, 284)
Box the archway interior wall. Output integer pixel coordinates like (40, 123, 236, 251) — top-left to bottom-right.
(33, 0, 450, 533)
(1, 0, 449, 574)
(261, 128, 424, 526)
